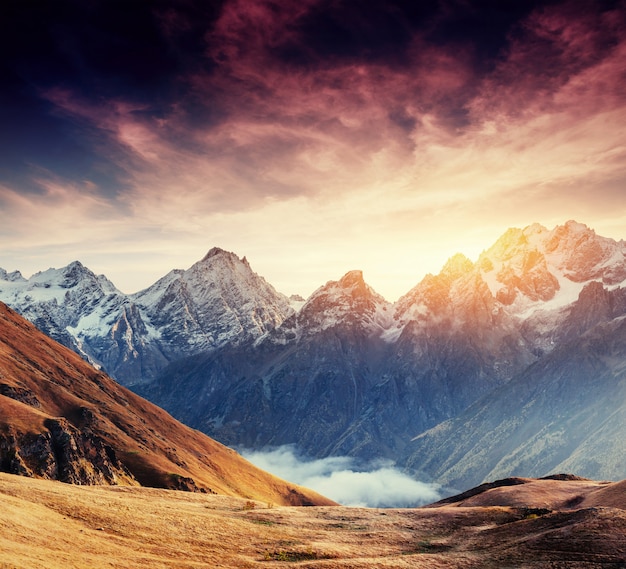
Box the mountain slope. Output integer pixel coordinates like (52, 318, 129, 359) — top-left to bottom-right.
(3, 472, 626, 568)
(138, 260, 534, 460)
(0, 302, 333, 506)
(404, 287, 626, 491)
(139, 270, 399, 458)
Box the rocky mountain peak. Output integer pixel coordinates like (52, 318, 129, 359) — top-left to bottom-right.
(200, 247, 253, 268)
(337, 270, 366, 291)
(479, 225, 547, 268)
(544, 221, 597, 259)
(196, 247, 258, 279)
(474, 220, 626, 312)
(61, 261, 98, 288)
(123, 248, 294, 378)
(283, 271, 391, 339)
(0, 269, 25, 283)
(202, 246, 232, 261)
(394, 252, 479, 324)
(309, 270, 385, 310)
(544, 221, 625, 284)
(441, 254, 474, 281)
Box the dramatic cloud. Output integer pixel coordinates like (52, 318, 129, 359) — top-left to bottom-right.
(241, 445, 441, 508)
(1, 0, 625, 299)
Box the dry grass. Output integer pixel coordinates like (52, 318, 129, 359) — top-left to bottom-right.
(3, 473, 626, 569)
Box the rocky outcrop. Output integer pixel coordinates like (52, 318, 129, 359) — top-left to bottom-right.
(0, 419, 134, 485)
(0, 383, 41, 408)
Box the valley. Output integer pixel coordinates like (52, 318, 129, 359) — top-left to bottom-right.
(3, 0, 625, 565)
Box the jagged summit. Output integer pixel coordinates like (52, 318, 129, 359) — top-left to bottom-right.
(199, 247, 252, 268)
(201, 246, 238, 262)
(440, 253, 474, 280)
(263, 269, 393, 346)
(199, 247, 255, 274)
(475, 220, 626, 315)
(295, 270, 392, 336)
(338, 269, 366, 288)
(0, 269, 24, 282)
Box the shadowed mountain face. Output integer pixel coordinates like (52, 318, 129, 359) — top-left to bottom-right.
(138, 267, 531, 462)
(1, 220, 626, 486)
(404, 303, 626, 491)
(0, 302, 334, 506)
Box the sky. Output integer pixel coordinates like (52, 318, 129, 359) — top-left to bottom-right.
(1, 0, 625, 301)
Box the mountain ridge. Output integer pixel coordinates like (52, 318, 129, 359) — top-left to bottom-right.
(0, 248, 294, 386)
(133, 221, 625, 477)
(1, 220, 626, 487)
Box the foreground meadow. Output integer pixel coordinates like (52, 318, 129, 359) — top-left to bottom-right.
(2, 473, 626, 568)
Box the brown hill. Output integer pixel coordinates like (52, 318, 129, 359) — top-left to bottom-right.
(429, 474, 626, 511)
(0, 302, 334, 506)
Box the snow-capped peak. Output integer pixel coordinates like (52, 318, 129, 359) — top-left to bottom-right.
(440, 253, 475, 281)
(476, 220, 626, 317)
(201, 246, 238, 262)
(0, 248, 295, 385)
(129, 245, 293, 356)
(0, 268, 25, 283)
(269, 270, 393, 343)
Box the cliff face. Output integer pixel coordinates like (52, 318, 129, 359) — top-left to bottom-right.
(0, 417, 134, 485)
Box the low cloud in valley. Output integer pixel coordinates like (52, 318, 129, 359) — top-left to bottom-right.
(241, 445, 441, 508)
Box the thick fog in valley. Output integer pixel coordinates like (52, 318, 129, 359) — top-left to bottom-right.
(241, 445, 441, 508)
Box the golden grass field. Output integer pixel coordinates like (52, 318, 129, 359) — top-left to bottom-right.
(2, 472, 626, 568)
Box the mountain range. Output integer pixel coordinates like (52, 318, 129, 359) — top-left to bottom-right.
(0, 247, 292, 386)
(1, 220, 625, 489)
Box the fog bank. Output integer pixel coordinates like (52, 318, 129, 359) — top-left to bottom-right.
(241, 445, 440, 508)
